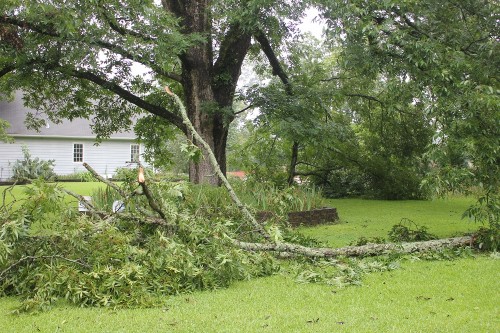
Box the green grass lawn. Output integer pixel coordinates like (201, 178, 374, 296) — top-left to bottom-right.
(1, 183, 498, 332)
(300, 197, 480, 248)
(1, 182, 105, 207)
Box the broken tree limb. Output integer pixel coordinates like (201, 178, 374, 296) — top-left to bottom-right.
(164, 86, 270, 241)
(162, 87, 475, 258)
(61, 188, 107, 220)
(83, 163, 128, 197)
(232, 236, 474, 258)
(62, 188, 96, 211)
(62, 187, 168, 227)
(138, 179, 167, 220)
(82, 162, 154, 217)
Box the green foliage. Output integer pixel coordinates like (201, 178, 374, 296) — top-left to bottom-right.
(348, 219, 440, 246)
(113, 166, 139, 182)
(0, 180, 277, 312)
(388, 219, 437, 243)
(320, 167, 369, 199)
(233, 180, 326, 215)
(473, 227, 499, 252)
(55, 171, 94, 182)
(1, 256, 497, 332)
(0, 176, 331, 312)
(0, 118, 13, 143)
(133, 115, 178, 171)
(321, 0, 499, 217)
(292, 257, 399, 288)
(239, 31, 432, 199)
(10, 146, 56, 182)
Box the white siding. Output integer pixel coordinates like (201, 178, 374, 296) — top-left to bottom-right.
(0, 137, 145, 181)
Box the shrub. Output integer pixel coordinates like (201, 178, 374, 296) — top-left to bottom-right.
(55, 171, 94, 182)
(11, 146, 55, 182)
(474, 227, 499, 251)
(388, 218, 437, 242)
(113, 166, 156, 182)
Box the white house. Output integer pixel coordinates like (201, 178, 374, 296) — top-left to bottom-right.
(0, 92, 145, 181)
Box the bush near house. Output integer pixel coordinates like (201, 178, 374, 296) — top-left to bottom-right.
(11, 146, 55, 182)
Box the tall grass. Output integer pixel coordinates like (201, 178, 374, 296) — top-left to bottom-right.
(232, 180, 326, 213)
(183, 181, 326, 219)
(90, 186, 124, 212)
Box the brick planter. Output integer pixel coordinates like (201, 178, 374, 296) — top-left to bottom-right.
(288, 207, 339, 227)
(257, 207, 339, 227)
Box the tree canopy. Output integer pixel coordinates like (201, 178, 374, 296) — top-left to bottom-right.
(234, 0, 499, 204)
(0, 0, 309, 184)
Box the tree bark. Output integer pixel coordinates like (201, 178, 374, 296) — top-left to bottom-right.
(164, 2, 251, 185)
(233, 236, 474, 258)
(287, 141, 299, 185)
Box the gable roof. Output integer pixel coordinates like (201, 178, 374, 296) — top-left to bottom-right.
(0, 91, 136, 139)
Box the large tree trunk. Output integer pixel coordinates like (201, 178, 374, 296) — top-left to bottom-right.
(164, 0, 249, 185)
(181, 56, 235, 186)
(182, 65, 225, 185)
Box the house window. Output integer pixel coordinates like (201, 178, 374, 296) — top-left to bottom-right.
(73, 143, 84, 162)
(131, 144, 140, 162)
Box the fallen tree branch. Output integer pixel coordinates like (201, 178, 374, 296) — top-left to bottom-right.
(138, 177, 166, 220)
(164, 87, 270, 241)
(83, 163, 128, 197)
(164, 86, 474, 258)
(61, 188, 95, 211)
(232, 236, 473, 258)
(63, 180, 172, 228)
(139, 182, 166, 220)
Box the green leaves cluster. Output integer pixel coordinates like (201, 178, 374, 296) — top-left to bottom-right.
(292, 257, 400, 288)
(238, 33, 432, 198)
(387, 219, 437, 243)
(0, 119, 13, 143)
(11, 146, 56, 182)
(0, 180, 276, 312)
(321, 0, 499, 215)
